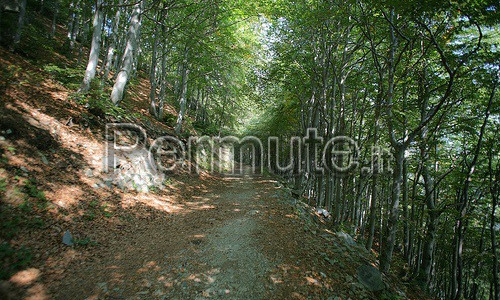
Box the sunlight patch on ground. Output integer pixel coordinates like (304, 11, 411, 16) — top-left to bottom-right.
(121, 194, 182, 213)
(47, 184, 83, 208)
(9, 268, 41, 286)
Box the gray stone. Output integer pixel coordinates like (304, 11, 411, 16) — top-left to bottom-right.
(62, 230, 74, 246)
(38, 152, 49, 165)
(104, 179, 113, 188)
(84, 168, 94, 177)
(336, 231, 356, 246)
(357, 265, 385, 291)
(97, 282, 108, 292)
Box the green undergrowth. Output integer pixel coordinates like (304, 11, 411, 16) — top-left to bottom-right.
(43, 63, 81, 89)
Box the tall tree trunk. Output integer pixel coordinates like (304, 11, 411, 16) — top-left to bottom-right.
(111, 0, 143, 105)
(149, 20, 159, 118)
(175, 47, 189, 134)
(66, 0, 80, 50)
(175, 46, 189, 134)
(417, 67, 438, 289)
(470, 217, 487, 300)
(402, 158, 410, 263)
(452, 80, 495, 300)
(11, 0, 27, 50)
(380, 145, 404, 273)
(80, 0, 104, 92)
(379, 10, 404, 273)
(50, 0, 59, 39)
(487, 93, 498, 300)
(158, 27, 168, 121)
(103, 0, 122, 80)
(366, 93, 381, 250)
(489, 158, 498, 300)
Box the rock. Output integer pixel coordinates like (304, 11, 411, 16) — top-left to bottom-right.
(39, 153, 49, 165)
(84, 168, 94, 177)
(20, 166, 29, 173)
(96, 282, 108, 292)
(136, 291, 149, 295)
(103, 179, 113, 188)
(316, 208, 330, 218)
(336, 231, 356, 246)
(0, 136, 5, 141)
(62, 230, 74, 246)
(357, 265, 385, 291)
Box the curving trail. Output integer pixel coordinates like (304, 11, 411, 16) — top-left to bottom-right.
(54, 173, 374, 300)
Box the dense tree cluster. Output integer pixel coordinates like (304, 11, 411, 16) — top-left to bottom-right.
(248, 1, 498, 299)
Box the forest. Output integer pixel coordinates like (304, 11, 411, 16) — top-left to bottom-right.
(0, 0, 498, 299)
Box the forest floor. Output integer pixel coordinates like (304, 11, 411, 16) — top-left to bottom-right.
(51, 173, 372, 300)
(0, 20, 422, 299)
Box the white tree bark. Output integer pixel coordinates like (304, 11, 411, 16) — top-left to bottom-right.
(67, 0, 78, 48)
(111, 0, 143, 105)
(50, 0, 59, 39)
(103, 0, 122, 80)
(175, 48, 190, 134)
(80, 0, 104, 92)
(149, 24, 159, 117)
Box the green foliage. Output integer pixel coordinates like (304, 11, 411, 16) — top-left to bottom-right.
(83, 211, 96, 221)
(23, 178, 47, 202)
(162, 113, 177, 128)
(0, 243, 32, 280)
(378, 290, 404, 300)
(0, 212, 20, 240)
(164, 177, 175, 186)
(85, 200, 113, 220)
(0, 178, 6, 192)
(73, 238, 97, 247)
(43, 63, 81, 89)
(73, 80, 129, 121)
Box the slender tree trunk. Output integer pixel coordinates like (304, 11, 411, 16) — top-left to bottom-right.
(50, 0, 59, 39)
(452, 81, 495, 300)
(175, 47, 189, 134)
(402, 158, 410, 263)
(103, 0, 122, 80)
(470, 217, 487, 300)
(80, 0, 104, 92)
(149, 20, 159, 118)
(66, 0, 80, 50)
(366, 96, 381, 250)
(158, 28, 168, 120)
(380, 145, 404, 273)
(487, 104, 499, 300)
(11, 0, 27, 50)
(111, 0, 143, 105)
(489, 182, 498, 300)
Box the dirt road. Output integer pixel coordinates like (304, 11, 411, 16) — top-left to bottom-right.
(52, 174, 371, 300)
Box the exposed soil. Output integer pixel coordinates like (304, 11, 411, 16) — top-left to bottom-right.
(51, 174, 341, 300)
